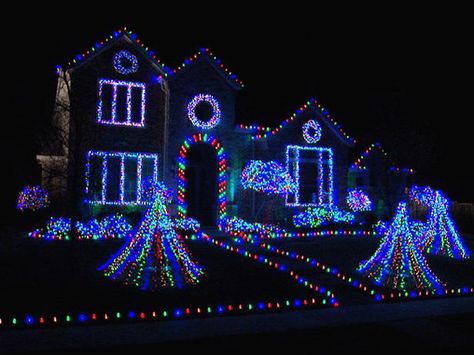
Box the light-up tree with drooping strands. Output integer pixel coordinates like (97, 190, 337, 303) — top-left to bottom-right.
(99, 181, 203, 290)
(358, 201, 443, 292)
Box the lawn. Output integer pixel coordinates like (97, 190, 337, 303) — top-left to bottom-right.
(0, 227, 330, 328)
(1, 224, 473, 330)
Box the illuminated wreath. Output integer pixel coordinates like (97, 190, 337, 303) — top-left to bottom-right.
(113, 50, 139, 74)
(187, 94, 221, 129)
(302, 119, 322, 143)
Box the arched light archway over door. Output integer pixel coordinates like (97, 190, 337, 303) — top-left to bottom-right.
(177, 133, 227, 224)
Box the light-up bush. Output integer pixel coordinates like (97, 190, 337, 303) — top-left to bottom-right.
(346, 189, 372, 212)
(17, 186, 49, 212)
(293, 206, 354, 228)
(241, 160, 296, 196)
(28, 217, 71, 240)
(76, 214, 133, 240)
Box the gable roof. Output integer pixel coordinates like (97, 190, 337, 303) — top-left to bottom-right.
(351, 142, 414, 174)
(58, 27, 171, 76)
(249, 98, 356, 145)
(57, 28, 244, 89)
(165, 48, 244, 89)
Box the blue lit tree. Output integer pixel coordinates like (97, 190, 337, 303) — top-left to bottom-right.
(410, 185, 470, 259)
(358, 201, 443, 292)
(99, 181, 203, 290)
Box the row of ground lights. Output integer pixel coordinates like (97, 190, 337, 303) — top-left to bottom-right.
(235, 234, 379, 298)
(199, 233, 339, 307)
(234, 233, 474, 302)
(0, 297, 323, 329)
(222, 228, 379, 241)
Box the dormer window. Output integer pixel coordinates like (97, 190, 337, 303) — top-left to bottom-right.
(97, 79, 146, 127)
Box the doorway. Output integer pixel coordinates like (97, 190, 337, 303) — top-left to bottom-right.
(184, 143, 218, 226)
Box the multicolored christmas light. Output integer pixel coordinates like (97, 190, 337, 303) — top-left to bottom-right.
(346, 189, 372, 212)
(16, 185, 49, 211)
(76, 214, 132, 240)
(113, 50, 139, 74)
(251, 98, 356, 143)
(410, 185, 470, 259)
(358, 202, 443, 292)
(177, 133, 227, 222)
(351, 142, 415, 173)
(166, 47, 244, 87)
(293, 206, 354, 228)
(241, 160, 296, 196)
(28, 217, 71, 241)
(221, 217, 285, 236)
(187, 94, 221, 129)
(62, 28, 169, 74)
(99, 181, 203, 290)
(174, 218, 200, 232)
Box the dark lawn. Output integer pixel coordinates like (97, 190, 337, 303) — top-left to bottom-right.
(260, 233, 474, 296)
(0, 228, 323, 319)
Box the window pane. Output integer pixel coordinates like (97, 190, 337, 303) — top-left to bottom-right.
(140, 158, 156, 202)
(106, 156, 121, 202)
(124, 157, 138, 202)
(88, 155, 103, 201)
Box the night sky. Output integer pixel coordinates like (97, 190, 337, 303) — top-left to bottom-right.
(6, 9, 473, 218)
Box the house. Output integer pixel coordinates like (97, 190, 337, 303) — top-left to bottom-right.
(37, 28, 412, 227)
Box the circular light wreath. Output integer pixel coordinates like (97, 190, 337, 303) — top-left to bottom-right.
(113, 50, 139, 74)
(187, 94, 221, 129)
(302, 120, 322, 143)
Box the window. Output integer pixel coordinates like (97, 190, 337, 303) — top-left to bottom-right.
(85, 151, 158, 205)
(286, 145, 333, 207)
(97, 79, 146, 127)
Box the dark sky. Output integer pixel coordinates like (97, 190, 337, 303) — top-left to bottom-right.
(6, 8, 474, 214)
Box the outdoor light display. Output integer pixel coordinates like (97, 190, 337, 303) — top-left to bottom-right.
(410, 185, 470, 259)
(241, 160, 296, 196)
(358, 202, 443, 292)
(293, 206, 354, 228)
(302, 119, 322, 143)
(286, 145, 334, 207)
(346, 189, 372, 211)
(113, 50, 139, 74)
(100, 181, 203, 290)
(28, 217, 71, 241)
(177, 133, 227, 221)
(187, 94, 221, 129)
(76, 214, 132, 240)
(97, 79, 146, 127)
(16, 185, 49, 211)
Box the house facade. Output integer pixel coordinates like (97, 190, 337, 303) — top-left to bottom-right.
(38, 29, 412, 226)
